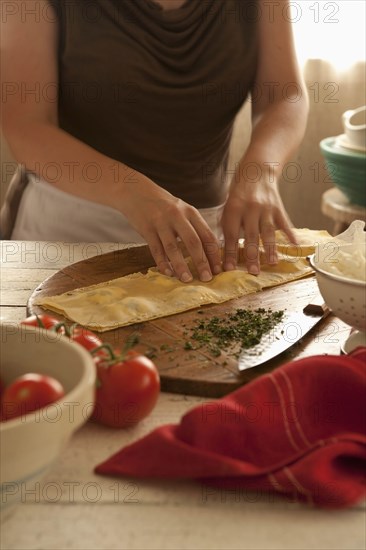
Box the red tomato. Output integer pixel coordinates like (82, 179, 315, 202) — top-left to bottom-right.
(20, 314, 60, 329)
(1, 373, 65, 421)
(91, 349, 160, 428)
(21, 316, 102, 353)
(48, 323, 103, 352)
(66, 325, 103, 352)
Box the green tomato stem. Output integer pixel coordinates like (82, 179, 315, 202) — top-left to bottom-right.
(90, 343, 118, 361)
(53, 321, 71, 338)
(35, 314, 45, 328)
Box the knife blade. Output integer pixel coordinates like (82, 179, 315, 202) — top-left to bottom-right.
(237, 301, 330, 371)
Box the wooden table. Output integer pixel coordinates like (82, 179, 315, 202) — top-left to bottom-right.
(321, 188, 366, 235)
(1, 241, 365, 550)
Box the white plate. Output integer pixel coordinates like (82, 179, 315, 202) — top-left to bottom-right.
(335, 134, 366, 153)
(340, 330, 366, 354)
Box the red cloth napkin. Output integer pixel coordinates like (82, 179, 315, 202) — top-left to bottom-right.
(95, 348, 366, 508)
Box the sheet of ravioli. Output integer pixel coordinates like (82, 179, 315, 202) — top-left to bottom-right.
(36, 228, 337, 331)
(274, 227, 340, 256)
(35, 253, 314, 332)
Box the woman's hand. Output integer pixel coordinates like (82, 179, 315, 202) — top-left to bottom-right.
(220, 0, 309, 275)
(119, 175, 222, 283)
(221, 171, 296, 275)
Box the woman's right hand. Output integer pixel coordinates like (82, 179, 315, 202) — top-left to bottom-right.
(1, 0, 221, 283)
(119, 175, 222, 283)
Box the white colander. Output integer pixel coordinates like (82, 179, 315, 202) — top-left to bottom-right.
(310, 250, 365, 332)
(309, 220, 366, 337)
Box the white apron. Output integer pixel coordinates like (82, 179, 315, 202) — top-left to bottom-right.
(11, 174, 224, 244)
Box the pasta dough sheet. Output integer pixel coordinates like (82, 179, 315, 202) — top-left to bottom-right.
(35, 254, 313, 332)
(274, 228, 337, 256)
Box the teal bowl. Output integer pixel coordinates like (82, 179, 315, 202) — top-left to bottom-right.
(320, 137, 366, 206)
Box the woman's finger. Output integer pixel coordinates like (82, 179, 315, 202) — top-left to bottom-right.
(157, 228, 195, 283)
(243, 209, 261, 275)
(260, 216, 277, 265)
(221, 206, 242, 271)
(276, 210, 298, 245)
(145, 233, 175, 277)
(188, 214, 222, 277)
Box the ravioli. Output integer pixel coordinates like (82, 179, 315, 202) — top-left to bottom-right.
(35, 254, 313, 332)
(274, 228, 335, 257)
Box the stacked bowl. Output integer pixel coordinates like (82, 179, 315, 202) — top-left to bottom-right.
(320, 106, 366, 207)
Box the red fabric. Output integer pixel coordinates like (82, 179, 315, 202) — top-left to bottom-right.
(95, 348, 366, 508)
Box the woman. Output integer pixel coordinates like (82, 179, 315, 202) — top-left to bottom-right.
(1, 0, 308, 282)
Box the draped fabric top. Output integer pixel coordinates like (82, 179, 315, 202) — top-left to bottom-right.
(48, 0, 258, 208)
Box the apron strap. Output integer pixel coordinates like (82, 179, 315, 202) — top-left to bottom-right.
(0, 165, 29, 239)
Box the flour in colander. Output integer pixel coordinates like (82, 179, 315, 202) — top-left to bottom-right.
(325, 244, 366, 282)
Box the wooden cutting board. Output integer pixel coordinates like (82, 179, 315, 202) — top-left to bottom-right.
(28, 245, 344, 397)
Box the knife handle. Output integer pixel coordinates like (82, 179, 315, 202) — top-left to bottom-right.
(303, 301, 331, 316)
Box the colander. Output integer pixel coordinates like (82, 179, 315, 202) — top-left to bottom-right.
(309, 236, 366, 352)
(309, 220, 366, 353)
(309, 247, 365, 332)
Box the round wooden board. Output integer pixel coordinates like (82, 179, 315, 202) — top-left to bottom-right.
(28, 245, 346, 397)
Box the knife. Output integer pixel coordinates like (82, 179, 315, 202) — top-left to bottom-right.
(237, 300, 330, 371)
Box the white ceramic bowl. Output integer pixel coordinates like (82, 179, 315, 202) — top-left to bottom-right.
(309, 243, 366, 333)
(342, 106, 366, 150)
(0, 323, 96, 519)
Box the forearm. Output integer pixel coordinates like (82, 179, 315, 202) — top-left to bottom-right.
(237, 95, 309, 182)
(3, 120, 143, 212)
(4, 119, 223, 280)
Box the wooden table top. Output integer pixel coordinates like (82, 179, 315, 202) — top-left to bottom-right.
(321, 188, 366, 234)
(1, 241, 364, 550)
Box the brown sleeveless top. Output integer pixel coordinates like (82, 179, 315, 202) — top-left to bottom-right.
(49, 0, 258, 208)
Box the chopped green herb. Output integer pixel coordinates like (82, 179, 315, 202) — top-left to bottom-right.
(184, 341, 194, 350)
(124, 331, 140, 349)
(184, 308, 284, 358)
(160, 344, 175, 353)
(208, 345, 221, 357)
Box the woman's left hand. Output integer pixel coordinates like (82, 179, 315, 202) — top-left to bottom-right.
(220, 0, 309, 275)
(221, 172, 297, 275)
